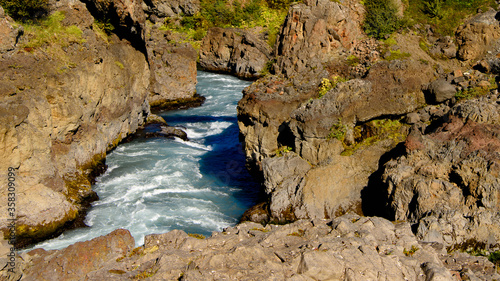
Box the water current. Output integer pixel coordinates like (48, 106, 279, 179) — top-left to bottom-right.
(33, 71, 261, 250)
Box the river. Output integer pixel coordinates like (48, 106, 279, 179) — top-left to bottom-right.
(33, 71, 261, 250)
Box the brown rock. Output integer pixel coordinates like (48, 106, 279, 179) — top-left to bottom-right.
(199, 27, 272, 79)
(456, 9, 500, 61)
(21, 229, 135, 280)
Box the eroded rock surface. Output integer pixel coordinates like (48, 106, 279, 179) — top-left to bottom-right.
(0, 0, 151, 246)
(14, 213, 499, 280)
(383, 92, 500, 247)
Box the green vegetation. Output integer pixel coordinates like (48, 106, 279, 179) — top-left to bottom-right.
(318, 76, 348, 98)
(403, 245, 419, 256)
(455, 76, 497, 101)
(489, 251, 500, 269)
(363, 0, 496, 39)
(0, 0, 48, 20)
(115, 61, 125, 70)
(385, 49, 411, 60)
(188, 233, 206, 239)
(331, 118, 407, 156)
(346, 55, 360, 66)
(363, 0, 402, 39)
(403, 0, 497, 36)
(327, 119, 347, 142)
(162, 0, 288, 48)
(21, 11, 85, 50)
(275, 146, 292, 157)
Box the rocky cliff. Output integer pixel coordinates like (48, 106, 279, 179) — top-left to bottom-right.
(0, 1, 151, 246)
(0, 0, 200, 247)
(237, 0, 500, 258)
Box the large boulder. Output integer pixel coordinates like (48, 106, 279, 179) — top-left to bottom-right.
(199, 27, 272, 79)
(274, 0, 365, 77)
(456, 9, 500, 61)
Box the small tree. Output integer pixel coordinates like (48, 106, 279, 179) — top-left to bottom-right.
(0, 0, 49, 20)
(363, 0, 400, 39)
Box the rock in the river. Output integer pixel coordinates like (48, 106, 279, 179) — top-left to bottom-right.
(15, 214, 499, 280)
(199, 27, 272, 79)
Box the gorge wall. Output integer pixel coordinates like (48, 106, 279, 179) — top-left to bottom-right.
(236, 0, 500, 253)
(0, 0, 199, 246)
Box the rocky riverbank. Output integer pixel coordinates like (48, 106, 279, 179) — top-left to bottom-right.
(4, 213, 499, 280)
(0, 0, 199, 247)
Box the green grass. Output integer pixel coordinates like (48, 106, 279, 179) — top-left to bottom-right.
(327, 119, 347, 141)
(22, 11, 85, 49)
(162, 0, 288, 49)
(385, 50, 412, 61)
(403, 0, 497, 36)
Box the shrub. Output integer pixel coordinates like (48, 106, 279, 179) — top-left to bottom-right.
(0, 0, 48, 20)
(422, 0, 443, 18)
(363, 0, 401, 39)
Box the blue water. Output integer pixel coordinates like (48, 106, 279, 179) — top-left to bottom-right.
(33, 71, 261, 250)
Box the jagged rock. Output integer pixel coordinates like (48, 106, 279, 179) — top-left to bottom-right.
(0, 1, 151, 246)
(456, 9, 500, 61)
(426, 78, 457, 103)
(15, 214, 498, 280)
(275, 0, 365, 77)
(199, 27, 272, 79)
(382, 93, 500, 247)
(143, 0, 200, 17)
(0, 6, 22, 53)
(146, 24, 198, 108)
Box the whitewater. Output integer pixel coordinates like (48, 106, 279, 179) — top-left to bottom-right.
(32, 71, 261, 250)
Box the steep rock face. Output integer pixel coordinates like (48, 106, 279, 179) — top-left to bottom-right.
(199, 27, 272, 79)
(456, 9, 500, 62)
(237, 0, 366, 172)
(146, 24, 199, 109)
(382, 93, 500, 247)
(274, 0, 365, 76)
(0, 1, 150, 246)
(14, 213, 499, 280)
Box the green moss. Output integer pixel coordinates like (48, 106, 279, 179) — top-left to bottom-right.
(340, 118, 407, 156)
(274, 146, 292, 157)
(455, 78, 497, 101)
(318, 76, 348, 98)
(346, 55, 360, 66)
(385, 49, 411, 61)
(115, 61, 125, 70)
(188, 233, 206, 239)
(327, 119, 347, 141)
(403, 0, 496, 36)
